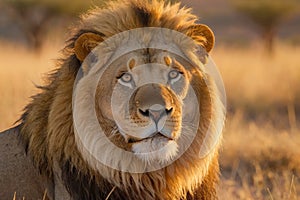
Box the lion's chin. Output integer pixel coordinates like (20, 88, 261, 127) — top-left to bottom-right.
(131, 136, 178, 164)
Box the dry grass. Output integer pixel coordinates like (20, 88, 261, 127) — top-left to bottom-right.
(0, 41, 299, 199)
(13, 190, 48, 200)
(219, 112, 300, 199)
(213, 43, 300, 199)
(0, 42, 61, 131)
(213, 44, 300, 115)
(214, 44, 300, 102)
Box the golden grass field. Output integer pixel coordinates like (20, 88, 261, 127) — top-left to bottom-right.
(0, 41, 299, 199)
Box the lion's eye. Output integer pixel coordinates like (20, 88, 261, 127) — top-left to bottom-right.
(168, 70, 182, 84)
(118, 72, 135, 89)
(168, 70, 180, 79)
(120, 73, 132, 83)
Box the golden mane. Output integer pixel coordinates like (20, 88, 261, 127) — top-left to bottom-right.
(18, 0, 223, 199)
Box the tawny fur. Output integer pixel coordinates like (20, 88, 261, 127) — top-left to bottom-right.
(1, 0, 225, 199)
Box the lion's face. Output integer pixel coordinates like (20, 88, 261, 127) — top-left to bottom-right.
(95, 49, 195, 163)
(72, 26, 222, 175)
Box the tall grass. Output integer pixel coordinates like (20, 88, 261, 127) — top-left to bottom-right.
(219, 112, 300, 199)
(213, 43, 300, 130)
(212, 43, 300, 199)
(0, 42, 61, 131)
(213, 43, 300, 109)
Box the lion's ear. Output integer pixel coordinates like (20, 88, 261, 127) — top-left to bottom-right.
(74, 33, 104, 62)
(190, 24, 215, 53)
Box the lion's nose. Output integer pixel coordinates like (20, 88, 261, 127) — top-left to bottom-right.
(139, 107, 173, 123)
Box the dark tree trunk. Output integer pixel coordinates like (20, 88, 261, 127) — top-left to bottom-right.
(262, 27, 275, 56)
(16, 6, 54, 53)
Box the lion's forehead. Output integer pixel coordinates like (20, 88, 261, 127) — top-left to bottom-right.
(131, 64, 169, 85)
(121, 49, 175, 64)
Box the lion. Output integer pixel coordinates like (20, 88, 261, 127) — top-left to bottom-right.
(0, 0, 225, 199)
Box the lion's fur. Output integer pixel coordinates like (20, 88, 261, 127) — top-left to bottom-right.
(1, 0, 224, 199)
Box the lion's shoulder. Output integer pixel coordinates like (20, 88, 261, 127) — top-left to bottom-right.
(0, 126, 53, 199)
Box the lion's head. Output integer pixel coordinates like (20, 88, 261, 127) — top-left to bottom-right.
(97, 49, 189, 162)
(19, 1, 225, 199)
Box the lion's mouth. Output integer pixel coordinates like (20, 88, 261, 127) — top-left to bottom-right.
(127, 132, 173, 144)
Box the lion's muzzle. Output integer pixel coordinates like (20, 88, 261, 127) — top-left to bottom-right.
(127, 83, 181, 142)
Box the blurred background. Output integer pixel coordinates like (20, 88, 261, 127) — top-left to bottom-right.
(0, 0, 299, 199)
